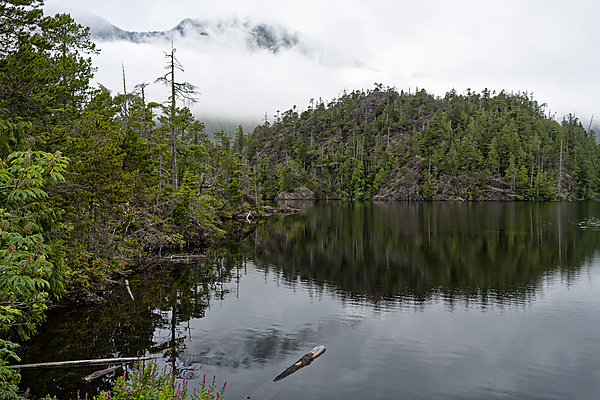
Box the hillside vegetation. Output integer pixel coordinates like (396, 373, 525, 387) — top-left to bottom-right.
(1, 1, 600, 395)
(247, 86, 599, 201)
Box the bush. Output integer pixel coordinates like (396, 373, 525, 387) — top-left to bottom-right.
(0, 339, 21, 400)
(93, 360, 226, 400)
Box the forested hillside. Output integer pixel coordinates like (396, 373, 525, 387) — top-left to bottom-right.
(0, 2, 256, 392)
(247, 85, 600, 201)
(1, 1, 600, 395)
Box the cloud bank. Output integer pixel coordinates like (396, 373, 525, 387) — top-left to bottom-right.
(45, 0, 600, 129)
(87, 19, 376, 126)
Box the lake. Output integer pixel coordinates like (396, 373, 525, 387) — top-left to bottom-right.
(18, 201, 600, 399)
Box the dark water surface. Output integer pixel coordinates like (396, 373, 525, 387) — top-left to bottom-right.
(18, 202, 600, 399)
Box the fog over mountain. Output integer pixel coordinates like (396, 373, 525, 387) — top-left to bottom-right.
(84, 14, 371, 69)
(73, 12, 376, 129)
(46, 1, 600, 135)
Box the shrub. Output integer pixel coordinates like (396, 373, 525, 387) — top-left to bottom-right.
(93, 360, 226, 400)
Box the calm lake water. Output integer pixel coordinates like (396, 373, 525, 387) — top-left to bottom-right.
(18, 202, 600, 399)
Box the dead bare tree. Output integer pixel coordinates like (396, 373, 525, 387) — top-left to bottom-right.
(155, 42, 199, 189)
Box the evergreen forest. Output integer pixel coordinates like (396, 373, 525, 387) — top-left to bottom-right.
(1, 0, 600, 397)
(249, 86, 599, 202)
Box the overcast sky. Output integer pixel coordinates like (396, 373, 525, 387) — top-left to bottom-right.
(44, 0, 600, 129)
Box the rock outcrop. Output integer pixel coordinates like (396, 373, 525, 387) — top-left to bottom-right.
(275, 186, 316, 200)
(373, 157, 517, 201)
(350, 91, 397, 124)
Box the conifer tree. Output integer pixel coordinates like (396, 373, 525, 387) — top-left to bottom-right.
(155, 44, 199, 189)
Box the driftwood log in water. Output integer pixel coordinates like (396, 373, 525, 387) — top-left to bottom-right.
(167, 254, 208, 263)
(82, 363, 127, 382)
(9, 356, 154, 369)
(125, 279, 135, 300)
(273, 346, 326, 382)
(244, 346, 327, 400)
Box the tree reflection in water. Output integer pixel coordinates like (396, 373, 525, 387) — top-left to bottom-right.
(247, 201, 600, 307)
(18, 201, 600, 398)
(18, 255, 235, 398)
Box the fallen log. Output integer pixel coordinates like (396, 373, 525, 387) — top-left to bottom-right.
(125, 279, 135, 300)
(168, 254, 208, 263)
(273, 345, 326, 382)
(82, 363, 126, 382)
(243, 346, 327, 399)
(9, 356, 154, 369)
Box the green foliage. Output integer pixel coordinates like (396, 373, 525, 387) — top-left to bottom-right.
(248, 86, 600, 201)
(0, 339, 21, 400)
(2, 1, 600, 392)
(351, 159, 367, 200)
(0, 6, 241, 396)
(173, 170, 224, 236)
(226, 168, 242, 209)
(93, 360, 225, 400)
(277, 158, 306, 193)
(0, 7, 97, 146)
(0, 145, 68, 398)
(0, 146, 69, 338)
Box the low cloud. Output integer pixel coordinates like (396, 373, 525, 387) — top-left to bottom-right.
(47, 0, 600, 130)
(91, 19, 378, 126)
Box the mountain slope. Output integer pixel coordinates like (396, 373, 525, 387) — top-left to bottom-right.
(80, 14, 370, 68)
(246, 86, 600, 201)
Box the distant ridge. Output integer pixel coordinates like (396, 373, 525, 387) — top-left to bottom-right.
(80, 14, 371, 68)
(87, 17, 298, 52)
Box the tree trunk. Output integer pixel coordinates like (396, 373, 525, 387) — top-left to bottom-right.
(9, 356, 153, 369)
(171, 50, 178, 189)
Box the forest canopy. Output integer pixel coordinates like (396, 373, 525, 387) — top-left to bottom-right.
(247, 86, 599, 202)
(2, 1, 600, 396)
(0, 1, 598, 309)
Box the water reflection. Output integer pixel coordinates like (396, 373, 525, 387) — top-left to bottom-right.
(246, 201, 600, 307)
(17, 201, 600, 399)
(18, 260, 234, 397)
